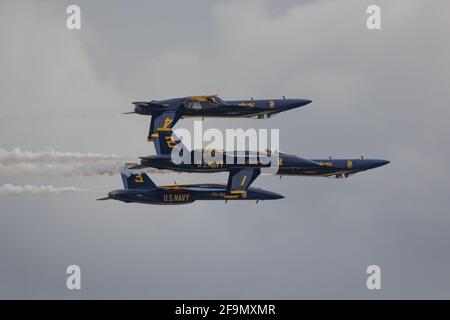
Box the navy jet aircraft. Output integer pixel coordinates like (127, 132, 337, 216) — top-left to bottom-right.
(276, 155, 390, 178)
(125, 95, 312, 141)
(131, 129, 390, 195)
(97, 166, 284, 205)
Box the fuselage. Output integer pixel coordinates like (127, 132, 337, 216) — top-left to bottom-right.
(139, 151, 389, 178)
(107, 184, 283, 205)
(134, 97, 312, 119)
(277, 155, 390, 178)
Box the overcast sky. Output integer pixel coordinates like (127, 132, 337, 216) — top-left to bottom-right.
(0, 0, 450, 299)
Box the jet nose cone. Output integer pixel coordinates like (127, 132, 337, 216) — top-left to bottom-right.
(291, 99, 312, 108)
(264, 190, 285, 200)
(369, 159, 390, 169)
(377, 160, 391, 167)
(378, 160, 390, 167)
(281, 99, 312, 110)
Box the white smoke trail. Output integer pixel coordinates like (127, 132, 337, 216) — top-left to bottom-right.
(0, 162, 169, 177)
(0, 148, 122, 165)
(0, 184, 89, 196)
(0, 162, 123, 177)
(0, 148, 170, 177)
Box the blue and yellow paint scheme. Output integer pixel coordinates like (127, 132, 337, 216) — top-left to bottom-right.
(125, 95, 312, 141)
(276, 154, 390, 178)
(97, 166, 283, 205)
(130, 129, 389, 196)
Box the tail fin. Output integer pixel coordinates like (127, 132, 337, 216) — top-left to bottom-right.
(120, 165, 157, 189)
(153, 129, 185, 156)
(147, 108, 181, 141)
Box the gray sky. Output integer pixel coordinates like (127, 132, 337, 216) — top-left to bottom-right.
(0, 0, 450, 299)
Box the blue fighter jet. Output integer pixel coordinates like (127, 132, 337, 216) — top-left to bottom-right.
(97, 165, 284, 205)
(124, 95, 311, 141)
(130, 129, 390, 196)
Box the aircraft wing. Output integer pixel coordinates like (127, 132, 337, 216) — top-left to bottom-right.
(148, 108, 181, 141)
(226, 168, 261, 195)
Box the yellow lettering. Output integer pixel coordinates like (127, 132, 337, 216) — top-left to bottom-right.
(165, 136, 177, 149)
(240, 175, 248, 187)
(269, 100, 275, 109)
(163, 193, 190, 202)
(163, 117, 173, 128)
(347, 160, 353, 169)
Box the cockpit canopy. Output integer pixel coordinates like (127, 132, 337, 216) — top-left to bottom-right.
(184, 95, 224, 110)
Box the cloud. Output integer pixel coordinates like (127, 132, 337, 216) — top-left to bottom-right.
(0, 0, 133, 153)
(0, 1, 124, 117)
(0, 0, 450, 299)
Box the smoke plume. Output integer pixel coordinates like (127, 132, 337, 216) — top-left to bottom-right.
(0, 148, 168, 177)
(0, 184, 89, 196)
(0, 162, 124, 178)
(0, 148, 122, 165)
